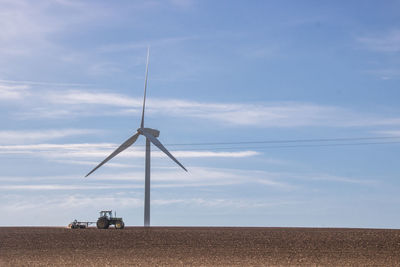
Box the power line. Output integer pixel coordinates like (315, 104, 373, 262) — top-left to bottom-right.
(0, 137, 399, 156)
(162, 136, 400, 147)
(117, 136, 400, 150)
(169, 140, 400, 151)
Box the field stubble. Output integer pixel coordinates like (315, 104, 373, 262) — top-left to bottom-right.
(0, 227, 400, 266)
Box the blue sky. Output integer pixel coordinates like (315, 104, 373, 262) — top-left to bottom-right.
(1, 0, 400, 227)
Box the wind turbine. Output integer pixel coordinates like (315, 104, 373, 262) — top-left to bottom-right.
(85, 48, 187, 227)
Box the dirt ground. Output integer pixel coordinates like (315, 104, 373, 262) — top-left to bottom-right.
(1, 227, 400, 266)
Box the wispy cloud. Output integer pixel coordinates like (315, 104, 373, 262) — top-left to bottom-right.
(0, 184, 132, 191)
(0, 84, 30, 99)
(364, 69, 400, 80)
(0, 143, 259, 159)
(46, 90, 140, 107)
(0, 78, 92, 87)
(0, 194, 294, 214)
(0, 129, 101, 144)
(98, 36, 198, 53)
(0, 0, 197, 63)
(4, 86, 400, 128)
(173, 150, 259, 158)
(357, 30, 400, 53)
(50, 159, 134, 168)
(0, 0, 77, 56)
(0, 166, 373, 193)
(375, 130, 400, 137)
(0, 166, 291, 191)
(296, 173, 377, 185)
(0, 0, 119, 79)
(88, 62, 124, 76)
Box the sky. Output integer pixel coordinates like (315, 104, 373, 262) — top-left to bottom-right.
(1, 0, 400, 228)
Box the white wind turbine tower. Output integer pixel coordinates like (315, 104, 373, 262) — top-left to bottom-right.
(85, 48, 187, 227)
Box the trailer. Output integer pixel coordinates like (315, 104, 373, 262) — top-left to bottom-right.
(68, 219, 95, 229)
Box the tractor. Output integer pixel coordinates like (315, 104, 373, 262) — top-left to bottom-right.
(96, 210, 125, 229)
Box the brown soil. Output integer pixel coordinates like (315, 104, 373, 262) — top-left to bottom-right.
(1, 227, 399, 266)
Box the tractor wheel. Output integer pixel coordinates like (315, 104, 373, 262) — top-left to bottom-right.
(115, 220, 125, 229)
(97, 218, 109, 229)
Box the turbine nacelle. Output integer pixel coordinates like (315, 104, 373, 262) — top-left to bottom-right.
(138, 127, 160, 138)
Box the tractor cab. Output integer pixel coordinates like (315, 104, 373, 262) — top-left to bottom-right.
(99, 210, 112, 219)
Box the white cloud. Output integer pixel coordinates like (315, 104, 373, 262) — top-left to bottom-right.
(98, 36, 198, 53)
(46, 90, 141, 107)
(2, 82, 400, 128)
(300, 174, 376, 185)
(0, 194, 293, 215)
(0, 0, 82, 58)
(0, 0, 107, 55)
(0, 143, 259, 160)
(364, 69, 400, 80)
(0, 166, 293, 191)
(21, 89, 400, 128)
(0, 166, 372, 193)
(0, 184, 147, 191)
(158, 101, 400, 128)
(49, 90, 400, 127)
(0, 1, 48, 55)
(357, 30, 400, 52)
(0, 84, 30, 99)
(88, 62, 123, 76)
(0, 129, 100, 144)
(172, 150, 259, 158)
(0, 78, 92, 87)
(152, 197, 292, 208)
(0, 0, 120, 80)
(375, 130, 400, 137)
(51, 159, 134, 168)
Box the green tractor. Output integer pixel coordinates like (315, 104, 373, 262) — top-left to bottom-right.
(96, 210, 125, 229)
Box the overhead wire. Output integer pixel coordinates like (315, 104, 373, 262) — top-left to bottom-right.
(162, 136, 400, 147)
(114, 136, 400, 148)
(0, 137, 399, 157)
(166, 140, 400, 151)
(89, 135, 400, 151)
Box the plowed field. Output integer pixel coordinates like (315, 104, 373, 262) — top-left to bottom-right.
(1, 227, 399, 266)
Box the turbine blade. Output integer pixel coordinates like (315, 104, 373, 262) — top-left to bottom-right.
(85, 132, 140, 177)
(140, 48, 150, 128)
(141, 129, 187, 172)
